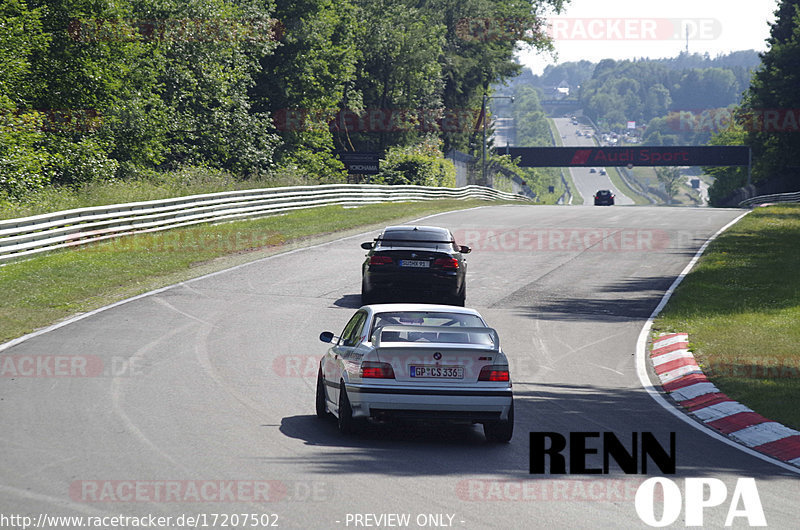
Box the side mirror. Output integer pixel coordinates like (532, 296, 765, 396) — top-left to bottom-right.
(360, 242, 373, 250)
(319, 331, 335, 343)
(460, 245, 472, 254)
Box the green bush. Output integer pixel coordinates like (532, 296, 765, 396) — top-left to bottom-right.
(0, 109, 50, 198)
(44, 136, 119, 187)
(375, 138, 456, 187)
(707, 167, 748, 206)
(280, 144, 348, 184)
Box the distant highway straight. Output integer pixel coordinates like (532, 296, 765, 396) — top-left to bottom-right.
(2, 204, 797, 528)
(552, 117, 635, 205)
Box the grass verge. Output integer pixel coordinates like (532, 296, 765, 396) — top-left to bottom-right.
(606, 167, 651, 206)
(0, 166, 320, 220)
(0, 199, 525, 344)
(654, 204, 800, 429)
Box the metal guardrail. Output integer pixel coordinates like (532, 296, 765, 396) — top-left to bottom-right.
(738, 190, 800, 207)
(0, 184, 529, 263)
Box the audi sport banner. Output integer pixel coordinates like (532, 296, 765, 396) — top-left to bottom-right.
(497, 146, 750, 167)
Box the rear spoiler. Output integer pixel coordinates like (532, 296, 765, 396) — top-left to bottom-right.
(374, 238, 453, 244)
(371, 238, 454, 249)
(373, 325, 499, 350)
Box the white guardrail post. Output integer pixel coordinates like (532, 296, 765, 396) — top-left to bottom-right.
(0, 184, 530, 263)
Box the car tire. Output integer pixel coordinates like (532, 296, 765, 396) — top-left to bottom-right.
(451, 284, 466, 307)
(484, 401, 514, 443)
(315, 366, 329, 419)
(337, 382, 357, 434)
(361, 278, 375, 305)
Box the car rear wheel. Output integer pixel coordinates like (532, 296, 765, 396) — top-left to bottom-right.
(337, 383, 357, 434)
(315, 367, 329, 419)
(484, 401, 514, 443)
(361, 278, 375, 305)
(451, 283, 466, 307)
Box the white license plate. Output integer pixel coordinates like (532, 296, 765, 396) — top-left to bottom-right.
(409, 365, 464, 379)
(399, 260, 429, 268)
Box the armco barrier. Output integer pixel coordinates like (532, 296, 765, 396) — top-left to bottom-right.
(0, 184, 529, 263)
(739, 190, 800, 207)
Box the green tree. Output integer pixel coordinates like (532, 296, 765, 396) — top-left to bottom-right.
(375, 135, 456, 187)
(429, 0, 566, 153)
(706, 124, 749, 206)
(644, 84, 671, 120)
(341, 0, 444, 153)
(252, 0, 358, 182)
(0, 0, 50, 197)
(742, 0, 800, 186)
(512, 85, 550, 146)
(134, 0, 280, 176)
(655, 166, 683, 202)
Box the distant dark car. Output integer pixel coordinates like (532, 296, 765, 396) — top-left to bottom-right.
(361, 226, 470, 306)
(589, 167, 597, 173)
(594, 190, 615, 206)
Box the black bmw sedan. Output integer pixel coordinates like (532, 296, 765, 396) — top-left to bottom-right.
(594, 189, 615, 206)
(360, 226, 471, 306)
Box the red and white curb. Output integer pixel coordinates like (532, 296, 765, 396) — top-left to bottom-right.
(651, 333, 800, 468)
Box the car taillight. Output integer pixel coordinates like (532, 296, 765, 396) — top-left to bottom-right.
(479, 365, 510, 382)
(361, 361, 395, 379)
(433, 257, 459, 269)
(369, 255, 393, 265)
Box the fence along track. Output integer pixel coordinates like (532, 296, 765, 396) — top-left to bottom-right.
(738, 190, 800, 208)
(0, 184, 528, 263)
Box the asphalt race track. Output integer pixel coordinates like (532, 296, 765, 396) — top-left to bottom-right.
(553, 117, 635, 206)
(2, 204, 798, 529)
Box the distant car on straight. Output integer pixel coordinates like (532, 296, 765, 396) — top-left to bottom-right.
(594, 189, 615, 206)
(316, 304, 514, 442)
(360, 226, 470, 306)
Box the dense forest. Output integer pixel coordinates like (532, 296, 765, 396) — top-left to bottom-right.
(4, 0, 799, 207)
(0, 0, 566, 200)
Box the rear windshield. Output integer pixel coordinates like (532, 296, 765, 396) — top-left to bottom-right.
(372, 311, 484, 333)
(371, 312, 492, 345)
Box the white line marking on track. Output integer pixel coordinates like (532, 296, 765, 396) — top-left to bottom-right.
(586, 362, 625, 376)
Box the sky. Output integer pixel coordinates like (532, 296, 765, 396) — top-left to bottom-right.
(517, 0, 780, 74)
